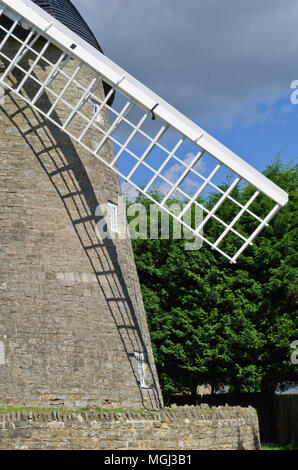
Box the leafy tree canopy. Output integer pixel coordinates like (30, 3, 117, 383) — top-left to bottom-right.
(127, 157, 298, 397)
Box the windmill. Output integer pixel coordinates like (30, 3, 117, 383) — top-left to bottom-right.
(0, 0, 288, 410)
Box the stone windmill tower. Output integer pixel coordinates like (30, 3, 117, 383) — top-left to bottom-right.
(0, 0, 163, 410)
(0, 0, 288, 411)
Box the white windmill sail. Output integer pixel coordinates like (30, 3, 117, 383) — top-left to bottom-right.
(0, 0, 288, 263)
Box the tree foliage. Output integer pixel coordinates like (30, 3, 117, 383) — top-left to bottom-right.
(128, 158, 298, 396)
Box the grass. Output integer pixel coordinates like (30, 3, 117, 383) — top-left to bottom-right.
(261, 442, 296, 450)
(0, 404, 207, 415)
(0, 404, 160, 415)
(0, 404, 91, 415)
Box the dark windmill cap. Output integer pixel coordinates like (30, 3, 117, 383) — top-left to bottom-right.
(34, 0, 104, 52)
(1, 0, 114, 104)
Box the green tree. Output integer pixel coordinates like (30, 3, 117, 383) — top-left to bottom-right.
(239, 159, 298, 393)
(127, 158, 298, 398)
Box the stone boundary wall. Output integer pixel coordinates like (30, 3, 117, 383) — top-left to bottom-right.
(0, 405, 260, 450)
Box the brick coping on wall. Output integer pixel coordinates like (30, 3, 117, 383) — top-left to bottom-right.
(0, 404, 254, 421)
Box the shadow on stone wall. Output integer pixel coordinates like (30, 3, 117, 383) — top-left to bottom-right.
(0, 63, 163, 409)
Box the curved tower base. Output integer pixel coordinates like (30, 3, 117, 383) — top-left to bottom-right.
(0, 39, 163, 410)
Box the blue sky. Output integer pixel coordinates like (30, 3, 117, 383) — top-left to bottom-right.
(209, 96, 298, 174)
(72, 0, 298, 175)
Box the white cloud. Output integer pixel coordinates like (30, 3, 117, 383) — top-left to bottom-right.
(154, 152, 206, 198)
(72, 0, 298, 129)
(121, 180, 140, 201)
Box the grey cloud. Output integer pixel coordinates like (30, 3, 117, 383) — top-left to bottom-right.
(72, 0, 298, 127)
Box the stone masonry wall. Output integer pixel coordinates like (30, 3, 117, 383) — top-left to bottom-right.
(0, 38, 163, 409)
(0, 406, 260, 450)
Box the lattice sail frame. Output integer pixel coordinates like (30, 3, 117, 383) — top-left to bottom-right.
(0, 0, 288, 263)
